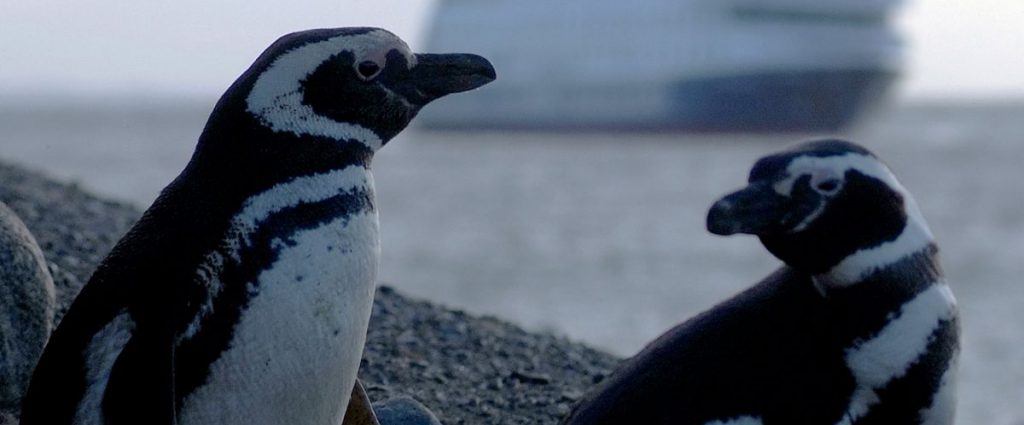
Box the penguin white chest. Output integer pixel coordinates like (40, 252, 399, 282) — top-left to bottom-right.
(178, 207, 379, 425)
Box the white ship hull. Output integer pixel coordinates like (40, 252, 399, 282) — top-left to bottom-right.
(419, 0, 904, 131)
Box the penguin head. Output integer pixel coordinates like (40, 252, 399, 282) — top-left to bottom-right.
(234, 27, 495, 147)
(707, 139, 933, 275)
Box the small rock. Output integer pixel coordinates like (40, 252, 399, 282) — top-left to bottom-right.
(560, 390, 583, 402)
(510, 370, 552, 385)
(549, 402, 571, 418)
(373, 396, 442, 425)
(0, 201, 56, 414)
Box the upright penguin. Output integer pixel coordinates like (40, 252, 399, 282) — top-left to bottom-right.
(21, 28, 494, 425)
(562, 140, 959, 425)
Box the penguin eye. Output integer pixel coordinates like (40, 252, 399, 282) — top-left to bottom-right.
(356, 61, 382, 80)
(805, 167, 843, 196)
(815, 179, 841, 195)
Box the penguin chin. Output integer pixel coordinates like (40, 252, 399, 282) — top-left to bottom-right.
(370, 96, 420, 143)
(758, 230, 852, 276)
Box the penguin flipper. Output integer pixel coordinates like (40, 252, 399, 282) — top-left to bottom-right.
(22, 265, 179, 425)
(19, 269, 140, 424)
(342, 379, 380, 425)
(100, 314, 177, 425)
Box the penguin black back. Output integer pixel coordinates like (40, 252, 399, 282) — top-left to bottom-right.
(563, 139, 959, 425)
(22, 27, 494, 425)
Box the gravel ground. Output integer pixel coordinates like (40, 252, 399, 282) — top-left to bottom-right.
(0, 160, 619, 424)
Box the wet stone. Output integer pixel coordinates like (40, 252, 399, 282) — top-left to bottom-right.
(0, 201, 56, 416)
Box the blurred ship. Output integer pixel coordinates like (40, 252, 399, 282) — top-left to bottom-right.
(418, 0, 904, 132)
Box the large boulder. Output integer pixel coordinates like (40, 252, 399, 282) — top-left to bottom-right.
(0, 201, 55, 415)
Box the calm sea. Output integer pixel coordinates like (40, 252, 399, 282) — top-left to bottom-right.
(2, 99, 1022, 423)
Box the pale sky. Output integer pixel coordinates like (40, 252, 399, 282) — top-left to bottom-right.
(0, 0, 1021, 101)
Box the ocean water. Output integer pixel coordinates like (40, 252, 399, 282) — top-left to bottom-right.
(1, 100, 1022, 423)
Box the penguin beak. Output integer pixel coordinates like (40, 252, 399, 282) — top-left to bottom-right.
(405, 53, 496, 104)
(707, 182, 792, 236)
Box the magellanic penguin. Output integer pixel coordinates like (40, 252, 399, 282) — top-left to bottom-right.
(21, 27, 495, 425)
(561, 140, 959, 425)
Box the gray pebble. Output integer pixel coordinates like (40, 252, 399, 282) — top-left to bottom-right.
(0, 201, 56, 414)
(373, 397, 442, 425)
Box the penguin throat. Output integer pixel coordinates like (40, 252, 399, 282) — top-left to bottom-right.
(812, 236, 941, 297)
